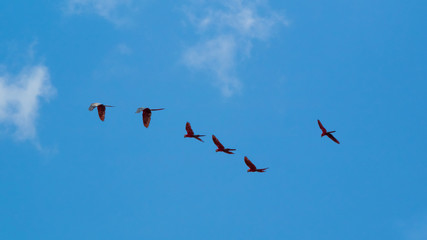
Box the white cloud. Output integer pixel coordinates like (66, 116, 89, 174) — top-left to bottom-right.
(117, 43, 132, 55)
(183, 0, 287, 96)
(183, 35, 240, 96)
(402, 216, 427, 240)
(65, 0, 136, 26)
(0, 65, 55, 141)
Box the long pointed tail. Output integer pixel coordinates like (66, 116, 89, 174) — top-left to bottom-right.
(224, 149, 236, 154)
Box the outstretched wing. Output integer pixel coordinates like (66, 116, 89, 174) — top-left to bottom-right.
(142, 109, 152, 128)
(151, 108, 165, 111)
(89, 103, 100, 111)
(186, 122, 194, 135)
(135, 107, 144, 114)
(327, 134, 340, 144)
(317, 120, 327, 133)
(244, 157, 257, 171)
(212, 135, 224, 149)
(97, 105, 106, 121)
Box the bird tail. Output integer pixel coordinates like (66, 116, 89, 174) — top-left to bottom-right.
(257, 168, 268, 172)
(224, 149, 236, 154)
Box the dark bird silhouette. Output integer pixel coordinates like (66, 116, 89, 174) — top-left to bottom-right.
(89, 103, 114, 121)
(136, 107, 165, 128)
(184, 122, 205, 142)
(244, 156, 268, 172)
(318, 120, 340, 144)
(212, 135, 236, 154)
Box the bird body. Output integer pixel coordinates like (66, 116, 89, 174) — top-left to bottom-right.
(136, 107, 164, 128)
(212, 135, 236, 154)
(317, 120, 340, 144)
(244, 156, 268, 172)
(184, 122, 205, 142)
(89, 103, 114, 121)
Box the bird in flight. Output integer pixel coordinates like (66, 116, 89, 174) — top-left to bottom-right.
(89, 103, 114, 121)
(212, 135, 236, 154)
(184, 122, 205, 142)
(136, 107, 165, 128)
(317, 120, 340, 144)
(244, 156, 268, 173)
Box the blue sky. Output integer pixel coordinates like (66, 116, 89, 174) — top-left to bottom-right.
(1, 0, 427, 239)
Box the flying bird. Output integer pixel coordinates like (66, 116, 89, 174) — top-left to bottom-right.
(136, 107, 165, 128)
(184, 122, 205, 142)
(212, 135, 236, 154)
(318, 120, 340, 144)
(244, 156, 268, 173)
(88, 103, 114, 121)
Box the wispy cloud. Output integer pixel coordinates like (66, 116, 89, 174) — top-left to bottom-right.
(182, 0, 287, 96)
(116, 43, 132, 55)
(183, 35, 240, 96)
(64, 0, 137, 26)
(0, 65, 55, 142)
(401, 216, 427, 240)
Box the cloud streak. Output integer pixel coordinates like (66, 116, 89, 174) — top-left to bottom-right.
(65, 0, 136, 26)
(402, 216, 427, 240)
(0, 65, 55, 141)
(182, 0, 287, 96)
(183, 35, 239, 97)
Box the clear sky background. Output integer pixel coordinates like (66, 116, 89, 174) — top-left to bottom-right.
(1, 0, 426, 239)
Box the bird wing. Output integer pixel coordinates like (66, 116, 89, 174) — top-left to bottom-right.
(212, 135, 224, 149)
(244, 157, 257, 170)
(186, 122, 194, 135)
(135, 107, 144, 114)
(89, 103, 100, 111)
(327, 134, 340, 144)
(97, 105, 106, 121)
(318, 120, 327, 133)
(151, 108, 165, 111)
(142, 109, 152, 128)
